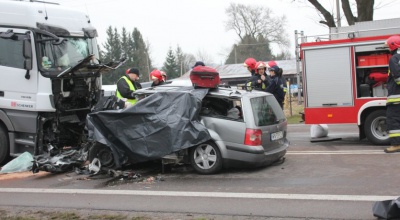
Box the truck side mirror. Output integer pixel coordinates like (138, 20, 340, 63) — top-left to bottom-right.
(23, 39, 32, 79)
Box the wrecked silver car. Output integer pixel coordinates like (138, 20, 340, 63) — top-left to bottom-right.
(87, 80, 289, 174)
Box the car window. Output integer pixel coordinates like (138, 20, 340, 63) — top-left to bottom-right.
(250, 96, 285, 126)
(200, 96, 243, 121)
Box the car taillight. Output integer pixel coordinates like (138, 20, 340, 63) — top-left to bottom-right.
(244, 128, 262, 146)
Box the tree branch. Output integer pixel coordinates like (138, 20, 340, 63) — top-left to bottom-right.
(308, 0, 336, 27)
(341, 0, 355, 25)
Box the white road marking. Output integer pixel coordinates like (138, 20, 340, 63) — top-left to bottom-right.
(287, 150, 388, 155)
(0, 188, 395, 202)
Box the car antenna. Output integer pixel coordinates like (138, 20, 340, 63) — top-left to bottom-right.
(42, 1, 48, 20)
(85, 1, 91, 23)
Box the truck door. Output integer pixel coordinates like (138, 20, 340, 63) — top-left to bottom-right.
(304, 46, 353, 107)
(0, 28, 37, 111)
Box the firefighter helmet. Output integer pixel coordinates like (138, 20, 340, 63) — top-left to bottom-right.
(150, 69, 163, 81)
(256, 61, 266, 69)
(267, 60, 277, 68)
(243, 58, 257, 70)
(386, 35, 400, 51)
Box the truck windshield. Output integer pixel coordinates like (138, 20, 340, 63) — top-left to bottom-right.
(38, 35, 99, 71)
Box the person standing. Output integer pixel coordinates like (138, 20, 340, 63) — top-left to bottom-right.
(246, 61, 269, 91)
(116, 68, 141, 105)
(266, 65, 285, 109)
(243, 58, 257, 76)
(384, 35, 400, 153)
(160, 71, 167, 82)
(150, 69, 165, 87)
(193, 61, 205, 68)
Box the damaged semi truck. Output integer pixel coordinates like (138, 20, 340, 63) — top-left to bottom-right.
(0, 0, 107, 164)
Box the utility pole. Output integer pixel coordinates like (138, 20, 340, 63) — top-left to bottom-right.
(336, 0, 341, 27)
(146, 53, 150, 75)
(234, 45, 237, 64)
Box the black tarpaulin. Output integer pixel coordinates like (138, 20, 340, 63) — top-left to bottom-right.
(87, 87, 211, 167)
(372, 197, 400, 219)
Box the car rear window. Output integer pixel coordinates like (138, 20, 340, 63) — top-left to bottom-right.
(250, 96, 285, 126)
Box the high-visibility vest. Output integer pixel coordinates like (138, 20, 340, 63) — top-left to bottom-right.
(116, 76, 137, 105)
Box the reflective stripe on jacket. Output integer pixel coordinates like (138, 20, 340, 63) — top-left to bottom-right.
(389, 129, 400, 138)
(387, 94, 400, 105)
(116, 76, 137, 105)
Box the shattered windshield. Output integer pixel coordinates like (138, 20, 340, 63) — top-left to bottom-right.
(38, 35, 99, 71)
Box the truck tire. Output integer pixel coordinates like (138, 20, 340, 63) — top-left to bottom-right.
(0, 124, 9, 165)
(364, 109, 390, 145)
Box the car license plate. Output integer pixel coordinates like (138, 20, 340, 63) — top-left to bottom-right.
(271, 131, 283, 141)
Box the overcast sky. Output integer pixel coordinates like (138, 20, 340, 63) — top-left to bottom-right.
(53, 0, 400, 68)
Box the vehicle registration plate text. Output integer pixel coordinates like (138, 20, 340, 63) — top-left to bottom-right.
(271, 131, 283, 141)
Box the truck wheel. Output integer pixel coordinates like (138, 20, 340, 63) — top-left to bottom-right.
(88, 143, 116, 168)
(190, 141, 223, 174)
(0, 125, 9, 165)
(364, 109, 390, 145)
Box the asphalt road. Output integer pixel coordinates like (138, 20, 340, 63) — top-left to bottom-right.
(0, 124, 397, 219)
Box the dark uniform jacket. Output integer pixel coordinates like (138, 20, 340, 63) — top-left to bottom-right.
(151, 80, 165, 87)
(266, 75, 285, 106)
(247, 74, 269, 91)
(116, 76, 141, 99)
(386, 52, 400, 145)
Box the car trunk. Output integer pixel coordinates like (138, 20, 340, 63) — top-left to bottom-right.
(249, 95, 287, 152)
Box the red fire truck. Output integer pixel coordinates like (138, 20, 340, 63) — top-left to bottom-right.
(296, 18, 400, 145)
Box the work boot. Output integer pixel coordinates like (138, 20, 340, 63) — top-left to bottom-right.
(384, 145, 400, 153)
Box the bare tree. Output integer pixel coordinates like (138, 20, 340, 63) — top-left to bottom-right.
(225, 3, 289, 47)
(195, 50, 214, 66)
(306, 0, 374, 27)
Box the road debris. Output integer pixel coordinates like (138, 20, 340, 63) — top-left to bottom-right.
(0, 152, 33, 174)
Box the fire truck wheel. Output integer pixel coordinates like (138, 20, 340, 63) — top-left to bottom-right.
(0, 124, 9, 165)
(364, 109, 390, 145)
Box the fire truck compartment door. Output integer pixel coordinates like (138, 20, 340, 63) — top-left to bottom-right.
(304, 46, 353, 107)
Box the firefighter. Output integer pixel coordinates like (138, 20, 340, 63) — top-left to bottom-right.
(161, 71, 167, 82)
(243, 58, 257, 76)
(116, 68, 142, 105)
(384, 35, 400, 153)
(266, 65, 285, 109)
(277, 67, 288, 98)
(150, 69, 165, 87)
(267, 60, 287, 95)
(193, 61, 205, 68)
(246, 61, 269, 91)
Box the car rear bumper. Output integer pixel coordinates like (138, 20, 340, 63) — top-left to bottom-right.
(223, 139, 289, 168)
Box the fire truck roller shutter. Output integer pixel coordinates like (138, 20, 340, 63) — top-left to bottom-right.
(303, 47, 353, 107)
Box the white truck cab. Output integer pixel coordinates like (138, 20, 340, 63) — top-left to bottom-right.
(0, 0, 104, 164)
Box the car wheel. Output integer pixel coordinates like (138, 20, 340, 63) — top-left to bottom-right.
(190, 141, 222, 174)
(0, 124, 9, 165)
(88, 143, 116, 168)
(364, 109, 390, 145)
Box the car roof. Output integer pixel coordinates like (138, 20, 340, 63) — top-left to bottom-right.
(135, 79, 273, 98)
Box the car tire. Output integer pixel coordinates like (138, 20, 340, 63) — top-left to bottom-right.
(88, 143, 116, 168)
(190, 141, 223, 174)
(364, 109, 390, 145)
